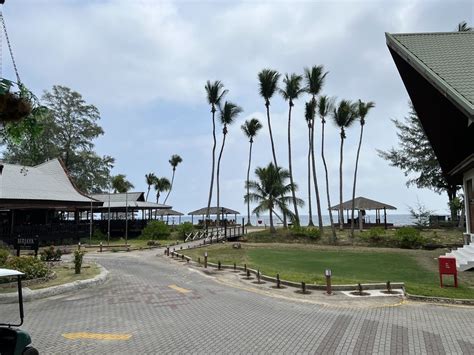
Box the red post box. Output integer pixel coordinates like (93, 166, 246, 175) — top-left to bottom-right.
(438, 256, 458, 288)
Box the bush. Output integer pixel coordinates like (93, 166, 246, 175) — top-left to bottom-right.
(5, 256, 49, 280)
(74, 250, 85, 274)
(290, 226, 321, 240)
(0, 248, 10, 266)
(140, 221, 171, 240)
(177, 222, 194, 240)
(396, 227, 425, 249)
(359, 227, 386, 244)
(40, 246, 62, 261)
(92, 228, 107, 241)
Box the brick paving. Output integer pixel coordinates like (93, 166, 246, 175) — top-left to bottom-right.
(1, 249, 474, 354)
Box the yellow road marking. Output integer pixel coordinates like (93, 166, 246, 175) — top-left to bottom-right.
(168, 284, 191, 293)
(62, 332, 132, 340)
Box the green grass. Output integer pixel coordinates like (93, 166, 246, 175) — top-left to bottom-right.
(0, 263, 101, 293)
(184, 243, 474, 299)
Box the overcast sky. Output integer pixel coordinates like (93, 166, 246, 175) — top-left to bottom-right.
(2, 0, 472, 216)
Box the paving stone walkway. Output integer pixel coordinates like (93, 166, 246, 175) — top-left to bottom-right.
(1, 249, 474, 354)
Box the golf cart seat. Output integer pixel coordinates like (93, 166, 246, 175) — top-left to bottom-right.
(0, 327, 17, 354)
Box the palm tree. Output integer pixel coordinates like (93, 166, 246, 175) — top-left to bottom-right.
(145, 173, 157, 201)
(163, 154, 183, 204)
(111, 174, 134, 193)
(457, 21, 472, 31)
(216, 101, 243, 224)
(241, 118, 263, 226)
(331, 100, 358, 232)
(319, 95, 336, 243)
(155, 177, 171, 204)
(205, 80, 228, 221)
(304, 100, 316, 226)
(280, 73, 305, 226)
(350, 100, 375, 238)
(304, 65, 328, 231)
(258, 69, 280, 168)
(245, 163, 303, 233)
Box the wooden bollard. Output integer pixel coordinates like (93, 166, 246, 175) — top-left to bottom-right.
(246, 270, 251, 278)
(276, 273, 281, 288)
(386, 281, 392, 293)
(78, 242, 81, 251)
(181, 254, 184, 261)
(358, 283, 363, 295)
(233, 263, 236, 271)
(100, 242, 103, 253)
(257, 270, 261, 283)
(218, 261, 221, 270)
(204, 252, 208, 268)
(301, 282, 306, 293)
(198, 257, 201, 265)
(244, 264, 247, 272)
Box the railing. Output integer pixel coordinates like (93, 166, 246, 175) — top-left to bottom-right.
(185, 225, 245, 243)
(0, 223, 90, 245)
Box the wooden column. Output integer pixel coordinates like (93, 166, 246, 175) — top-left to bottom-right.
(384, 207, 387, 230)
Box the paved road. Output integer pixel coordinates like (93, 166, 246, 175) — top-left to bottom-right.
(2, 249, 474, 354)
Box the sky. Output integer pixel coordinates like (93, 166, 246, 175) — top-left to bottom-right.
(1, 0, 472, 217)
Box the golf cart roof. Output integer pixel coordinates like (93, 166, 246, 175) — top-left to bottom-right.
(0, 268, 24, 277)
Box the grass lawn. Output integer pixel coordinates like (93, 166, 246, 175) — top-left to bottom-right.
(0, 263, 101, 293)
(184, 243, 474, 299)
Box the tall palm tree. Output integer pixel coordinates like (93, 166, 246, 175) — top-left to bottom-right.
(304, 65, 328, 231)
(111, 174, 134, 193)
(205, 80, 228, 221)
(258, 69, 287, 228)
(457, 21, 472, 31)
(241, 118, 263, 226)
(216, 101, 243, 224)
(258, 69, 280, 168)
(163, 154, 183, 204)
(155, 177, 171, 204)
(245, 163, 303, 233)
(319, 95, 336, 243)
(350, 100, 375, 238)
(331, 100, 358, 231)
(280, 73, 304, 226)
(304, 100, 316, 226)
(145, 173, 157, 201)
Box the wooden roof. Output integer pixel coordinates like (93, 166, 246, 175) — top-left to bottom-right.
(155, 209, 184, 216)
(188, 206, 240, 215)
(330, 197, 396, 211)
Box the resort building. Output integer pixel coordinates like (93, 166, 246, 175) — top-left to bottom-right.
(386, 31, 474, 268)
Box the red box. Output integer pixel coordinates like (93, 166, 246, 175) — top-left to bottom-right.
(438, 256, 457, 287)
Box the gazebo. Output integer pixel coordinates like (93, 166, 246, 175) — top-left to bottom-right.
(155, 208, 184, 224)
(188, 206, 240, 226)
(330, 196, 397, 230)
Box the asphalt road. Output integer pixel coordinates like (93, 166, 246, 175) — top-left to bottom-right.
(2, 249, 474, 354)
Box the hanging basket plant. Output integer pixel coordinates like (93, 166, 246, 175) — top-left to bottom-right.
(0, 78, 33, 123)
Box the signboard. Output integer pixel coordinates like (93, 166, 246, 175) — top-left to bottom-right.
(15, 235, 39, 257)
(438, 256, 457, 287)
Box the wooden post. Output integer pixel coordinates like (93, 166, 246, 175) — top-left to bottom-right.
(358, 210, 363, 231)
(384, 207, 387, 230)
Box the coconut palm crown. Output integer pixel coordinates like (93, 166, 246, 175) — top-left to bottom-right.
(280, 73, 305, 106)
(205, 80, 228, 112)
(163, 154, 183, 204)
(258, 69, 281, 107)
(155, 177, 171, 204)
(304, 65, 328, 97)
(145, 172, 157, 201)
(332, 99, 358, 138)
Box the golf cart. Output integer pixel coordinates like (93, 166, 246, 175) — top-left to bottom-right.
(0, 269, 38, 355)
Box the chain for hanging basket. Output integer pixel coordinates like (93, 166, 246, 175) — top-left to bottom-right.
(0, 3, 36, 123)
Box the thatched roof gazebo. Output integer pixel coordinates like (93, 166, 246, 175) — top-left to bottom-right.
(330, 196, 397, 229)
(188, 206, 240, 225)
(155, 208, 184, 224)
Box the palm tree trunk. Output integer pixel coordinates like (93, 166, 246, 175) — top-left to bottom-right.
(246, 140, 253, 226)
(163, 170, 175, 204)
(339, 131, 344, 231)
(146, 186, 150, 201)
(350, 124, 364, 239)
(321, 120, 337, 243)
(269, 204, 275, 233)
(156, 192, 160, 204)
(206, 108, 217, 220)
(287, 104, 300, 226)
(307, 125, 314, 226)
(216, 132, 227, 225)
(311, 122, 324, 233)
(266, 103, 287, 228)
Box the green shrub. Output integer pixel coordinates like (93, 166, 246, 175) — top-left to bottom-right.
(396, 227, 425, 249)
(92, 228, 107, 241)
(5, 256, 49, 280)
(140, 221, 171, 240)
(74, 250, 85, 274)
(177, 222, 194, 239)
(290, 226, 321, 240)
(40, 246, 62, 261)
(0, 248, 10, 266)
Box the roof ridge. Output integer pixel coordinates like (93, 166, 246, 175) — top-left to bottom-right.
(390, 31, 473, 36)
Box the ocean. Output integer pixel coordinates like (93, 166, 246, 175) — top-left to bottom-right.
(171, 214, 415, 227)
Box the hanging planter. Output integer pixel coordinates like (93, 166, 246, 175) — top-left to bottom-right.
(0, 79, 33, 123)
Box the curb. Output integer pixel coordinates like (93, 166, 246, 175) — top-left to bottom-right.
(0, 264, 109, 304)
(405, 291, 474, 306)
